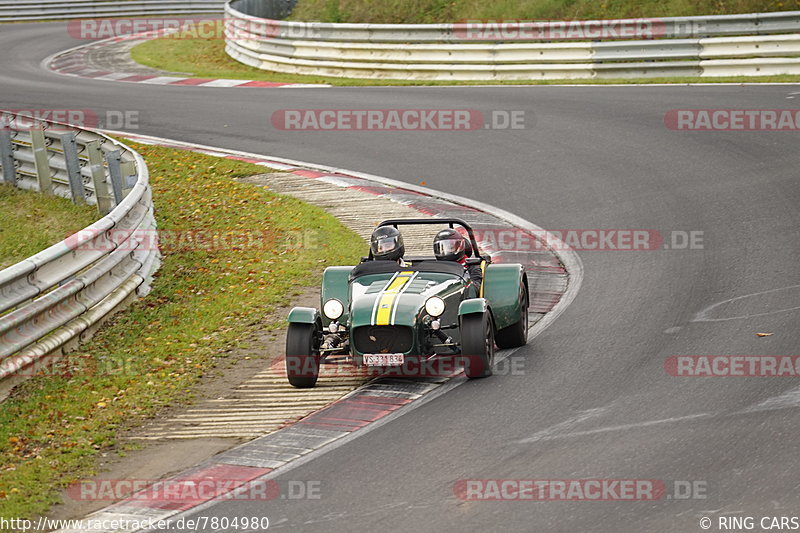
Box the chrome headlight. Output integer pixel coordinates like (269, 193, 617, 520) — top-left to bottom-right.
(323, 299, 344, 320)
(424, 296, 446, 317)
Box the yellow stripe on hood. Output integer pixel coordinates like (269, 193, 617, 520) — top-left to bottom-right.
(374, 271, 415, 326)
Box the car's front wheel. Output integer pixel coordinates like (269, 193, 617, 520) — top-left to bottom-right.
(461, 311, 495, 379)
(286, 323, 321, 388)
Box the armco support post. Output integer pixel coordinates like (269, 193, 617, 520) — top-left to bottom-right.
(60, 132, 87, 205)
(86, 140, 113, 214)
(30, 128, 54, 194)
(120, 160, 137, 190)
(0, 130, 16, 185)
(106, 149, 124, 205)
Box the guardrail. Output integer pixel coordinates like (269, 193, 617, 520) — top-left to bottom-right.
(0, 112, 159, 387)
(0, 0, 225, 22)
(224, 3, 800, 80)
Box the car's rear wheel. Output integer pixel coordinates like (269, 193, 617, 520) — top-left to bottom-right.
(495, 283, 529, 349)
(286, 323, 321, 388)
(461, 311, 495, 378)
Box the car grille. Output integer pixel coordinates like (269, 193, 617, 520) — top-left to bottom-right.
(353, 326, 414, 354)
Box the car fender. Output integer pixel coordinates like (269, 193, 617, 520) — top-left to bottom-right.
(287, 307, 321, 325)
(482, 264, 528, 330)
(459, 298, 489, 317)
(321, 266, 354, 325)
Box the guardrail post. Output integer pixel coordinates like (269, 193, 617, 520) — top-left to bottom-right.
(106, 150, 124, 205)
(86, 140, 113, 214)
(121, 161, 137, 191)
(60, 132, 87, 205)
(0, 130, 16, 186)
(30, 128, 54, 195)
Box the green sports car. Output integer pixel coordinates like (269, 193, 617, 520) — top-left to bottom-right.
(285, 218, 529, 388)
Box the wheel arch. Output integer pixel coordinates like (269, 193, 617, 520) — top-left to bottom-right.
(458, 298, 497, 333)
(321, 266, 353, 326)
(483, 264, 526, 330)
(288, 306, 322, 327)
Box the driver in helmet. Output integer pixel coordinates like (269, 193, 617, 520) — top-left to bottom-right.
(370, 226, 408, 266)
(433, 228, 483, 286)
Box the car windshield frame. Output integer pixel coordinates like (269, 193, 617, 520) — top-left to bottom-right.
(349, 259, 468, 281)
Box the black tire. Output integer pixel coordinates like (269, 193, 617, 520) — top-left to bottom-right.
(461, 311, 495, 379)
(495, 284, 529, 349)
(285, 323, 321, 388)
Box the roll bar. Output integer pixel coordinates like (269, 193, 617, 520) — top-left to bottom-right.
(377, 218, 487, 262)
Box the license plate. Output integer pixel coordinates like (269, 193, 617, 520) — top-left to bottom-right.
(364, 353, 404, 366)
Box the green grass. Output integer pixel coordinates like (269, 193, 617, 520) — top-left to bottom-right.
(0, 144, 364, 520)
(131, 35, 800, 86)
(131, 34, 341, 85)
(291, 0, 800, 23)
(0, 186, 98, 270)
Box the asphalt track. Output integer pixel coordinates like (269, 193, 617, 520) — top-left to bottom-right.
(2, 22, 800, 533)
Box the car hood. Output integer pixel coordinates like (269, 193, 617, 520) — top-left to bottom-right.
(349, 271, 462, 328)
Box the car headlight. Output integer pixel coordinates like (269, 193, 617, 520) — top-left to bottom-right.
(425, 297, 446, 317)
(323, 299, 344, 320)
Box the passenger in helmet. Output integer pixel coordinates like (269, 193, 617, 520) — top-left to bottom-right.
(370, 226, 406, 264)
(433, 229, 483, 286)
(433, 228, 466, 263)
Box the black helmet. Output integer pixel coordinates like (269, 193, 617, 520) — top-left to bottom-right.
(463, 235, 474, 258)
(371, 226, 405, 261)
(433, 229, 467, 262)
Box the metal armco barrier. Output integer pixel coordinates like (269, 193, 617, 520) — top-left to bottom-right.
(0, 0, 225, 22)
(224, 2, 800, 80)
(225, 0, 296, 20)
(0, 111, 159, 385)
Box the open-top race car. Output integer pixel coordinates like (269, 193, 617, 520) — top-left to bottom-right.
(285, 218, 529, 388)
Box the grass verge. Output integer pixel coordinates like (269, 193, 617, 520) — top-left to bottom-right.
(0, 143, 364, 519)
(0, 186, 97, 270)
(131, 36, 800, 86)
(290, 0, 800, 23)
